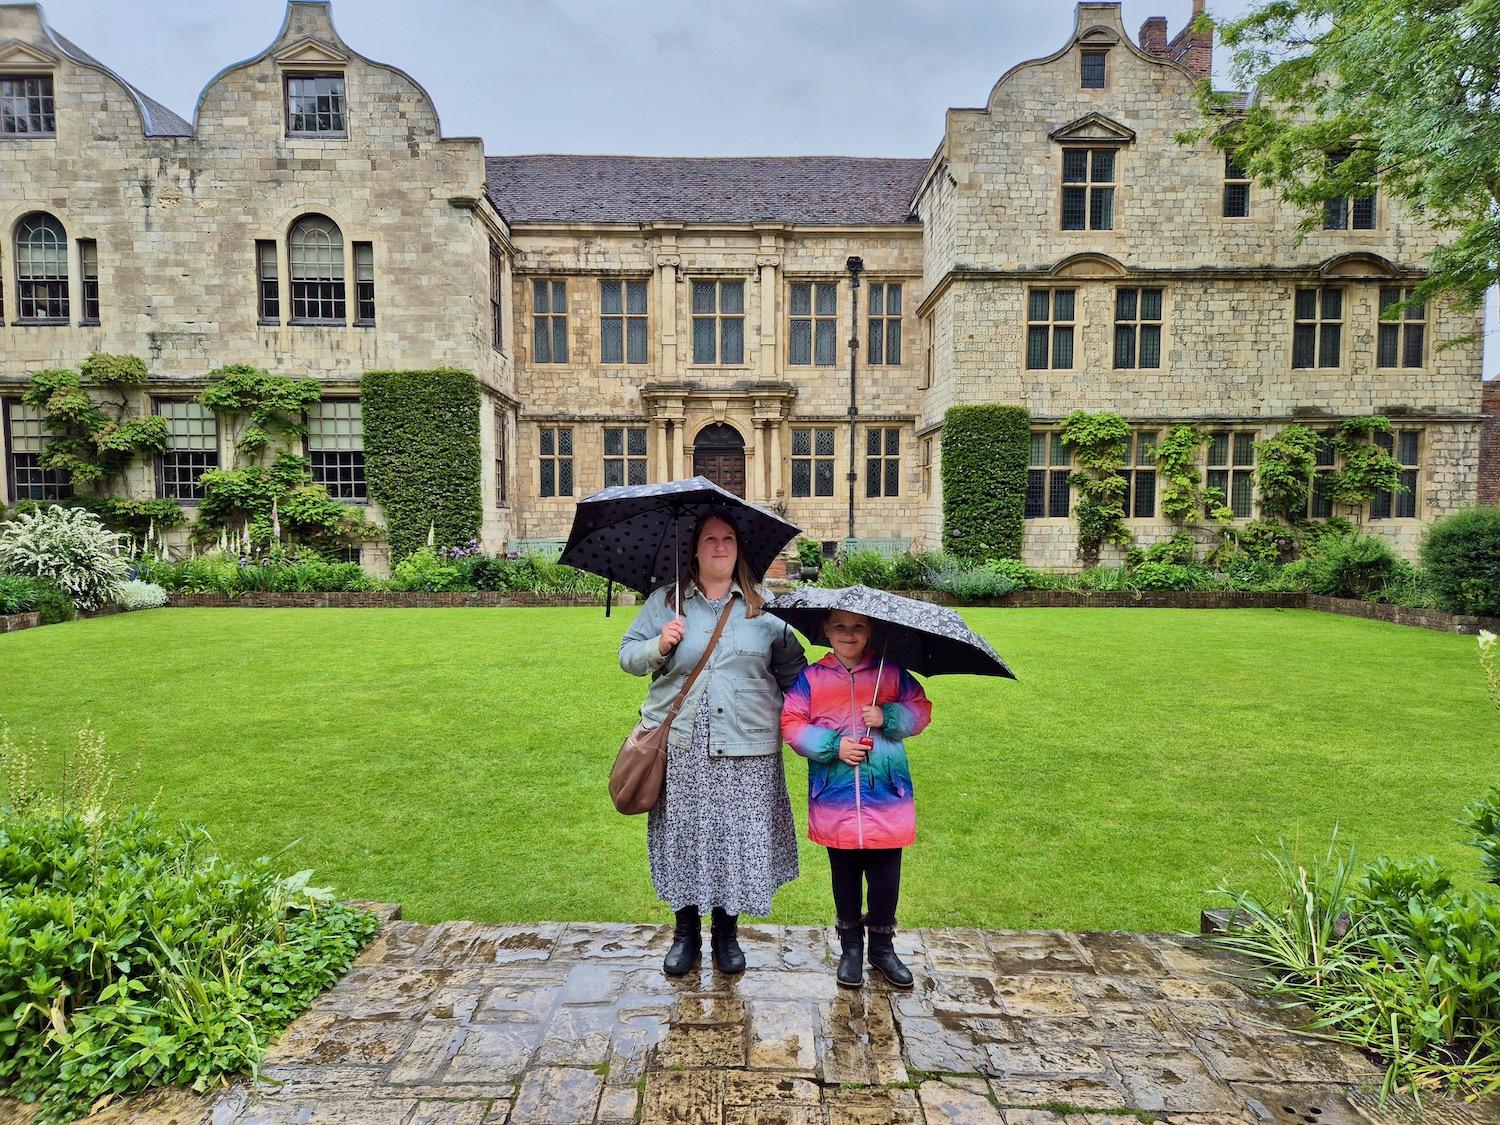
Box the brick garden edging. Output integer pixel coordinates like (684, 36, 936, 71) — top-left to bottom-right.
(0, 611, 42, 633)
(159, 589, 1500, 634)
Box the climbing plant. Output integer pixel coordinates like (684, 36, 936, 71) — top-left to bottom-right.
(1060, 410, 1130, 563)
(199, 364, 322, 460)
(361, 369, 483, 559)
(21, 354, 169, 492)
(192, 451, 379, 553)
(1154, 423, 1216, 524)
(940, 404, 1030, 561)
(1253, 424, 1323, 523)
(1324, 416, 1405, 515)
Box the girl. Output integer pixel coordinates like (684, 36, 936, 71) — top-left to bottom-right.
(781, 609, 932, 988)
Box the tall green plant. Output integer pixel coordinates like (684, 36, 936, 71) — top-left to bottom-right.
(1325, 417, 1404, 515)
(199, 364, 322, 460)
(362, 370, 483, 560)
(21, 355, 169, 493)
(193, 452, 378, 552)
(1154, 424, 1217, 524)
(1060, 410, 1130, 563)
(940, 404, 1029, 561)
(1254, 424, 1322, 523)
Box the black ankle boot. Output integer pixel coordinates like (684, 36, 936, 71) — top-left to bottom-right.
(663, 906, 701, 976)
(866, 925, 913, 988)
(710, 907, 746, 974)
(835, 921, 863, 988)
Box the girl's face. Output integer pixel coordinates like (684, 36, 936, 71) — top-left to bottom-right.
(695, 517, 738, 584)
(825, 610, 873, 666)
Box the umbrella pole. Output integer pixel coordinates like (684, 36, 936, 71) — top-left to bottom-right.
(605, 578, 613, 618)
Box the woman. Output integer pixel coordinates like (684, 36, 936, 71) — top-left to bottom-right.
(619, 508, 807, 976)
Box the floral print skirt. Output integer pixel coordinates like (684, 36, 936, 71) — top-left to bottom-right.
(647, 697, 800, 917)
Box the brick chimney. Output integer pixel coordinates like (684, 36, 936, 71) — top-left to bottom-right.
(1166, 0, 1213, 79)
(1139, 16, 1168, 56)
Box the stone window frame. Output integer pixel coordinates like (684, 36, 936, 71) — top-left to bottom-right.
(153, 398, 220, 504)
(1113, 286, 1163, 370)
(1207, 429, 1258, 520)
(864, 426, 901, 499)
(603, 426, 648, 487)
(789, 281, 838, 367)
(1307, 428, 1337, 519)
(0, 73, 55, 137)
(284, 73, 348, 138)
(352, 241, 375, 326)
(1025, 430, 1072, 520)
(1223, 154, 1251, 219)
(13, 211, 70, 324)
(2, 398, 71, 504)
(600, 279, 648, 366)
(1061, 148, 1116, 231)
(306, 398, 367, 502)
(256, 240, 280, 324)
(1118, 429, 1159, 519)
(494, 406, 509, 509)
(1370, 429, 1421, 521)
(1292, 286, 1344, 370)
(790, 426, 836, 498)
(288, 214, 348, 325)
(867, 282, 903, 366)
(538, 425, 574, 498)
(78, 238, 99, 325)
(690, 278, 746, 366)
(1025, 287, 1077, 371)
(1080, 50, 1107, 89)
(532, 279, 569, 364)
(1322, 151, 1376, 231)
(489, 244, 504, 354)
(1376, 287, 1425, 370)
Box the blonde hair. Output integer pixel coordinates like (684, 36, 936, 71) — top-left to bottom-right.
(682, 508, 766, 617)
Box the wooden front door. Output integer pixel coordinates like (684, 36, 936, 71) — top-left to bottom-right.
(692, 423, 746, 497)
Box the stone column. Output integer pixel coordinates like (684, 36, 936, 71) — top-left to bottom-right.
(656, 253, 681, 385)
(756, 255, 780, 384)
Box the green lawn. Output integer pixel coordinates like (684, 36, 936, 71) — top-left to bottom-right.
(1, 607, 1494, 932)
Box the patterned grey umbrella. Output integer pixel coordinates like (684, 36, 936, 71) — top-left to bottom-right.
(558, 476, 801, 602)
(764, 585, 1015, 679)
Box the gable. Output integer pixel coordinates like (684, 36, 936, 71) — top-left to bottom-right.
(1049, 112, 1136, 146)
(0, 39, 59, 72)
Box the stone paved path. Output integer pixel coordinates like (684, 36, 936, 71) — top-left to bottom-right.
(65, 907, 1500, 1125)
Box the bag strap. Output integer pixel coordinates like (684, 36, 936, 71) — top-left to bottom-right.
(664, 598, 735, 719)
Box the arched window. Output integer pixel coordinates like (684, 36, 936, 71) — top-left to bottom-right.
(288, 214, 345, 323)
(15, 212, 68, 321)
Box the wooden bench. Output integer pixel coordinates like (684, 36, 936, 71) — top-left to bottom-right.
(841, 537, 912, 558)
(508, 538, 567, 558)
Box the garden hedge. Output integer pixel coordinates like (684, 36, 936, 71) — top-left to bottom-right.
(1421, 506, 1500, 616)
(940, 404, 1029, 561)
(361, 369, 483, 560)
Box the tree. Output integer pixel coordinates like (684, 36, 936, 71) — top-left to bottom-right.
(1187, 0, 1500, 310)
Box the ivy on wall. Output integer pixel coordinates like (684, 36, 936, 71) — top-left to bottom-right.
(1060, 410, 1131, 563)
(361, 369, 483, 560)
(940, 404, 1029, 561)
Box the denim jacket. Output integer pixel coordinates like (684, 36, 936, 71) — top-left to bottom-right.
(619, 580, 807, 757)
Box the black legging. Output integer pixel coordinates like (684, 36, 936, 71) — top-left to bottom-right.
(827, 847, 902, 929)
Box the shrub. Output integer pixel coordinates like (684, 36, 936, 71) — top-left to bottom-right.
(1420, 507, 1500, 616)
(945, 563, 1023, 600)
(940, 404, 1029, 561)
(0, 573, 39, 614)
(1127, 562, 1218, 592)
(115, 579, 168, 610)
(1300, 534, 1411, 600)
(816, 550, 893, 589)
(0, 505, 128, 610)
(0, 726, 379, 1121)
(388, 545, 465, 591)
(32, 581, 76, 625)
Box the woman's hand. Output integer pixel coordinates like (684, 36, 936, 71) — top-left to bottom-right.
(658, 616, 686, 656)
(838, 736, 873, 765)
(861, 704, 885, 730)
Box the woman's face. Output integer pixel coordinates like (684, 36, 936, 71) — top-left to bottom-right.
(695, 517, 738, 585)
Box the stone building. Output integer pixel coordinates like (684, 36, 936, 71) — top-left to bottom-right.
(0, 0, 1488, 569)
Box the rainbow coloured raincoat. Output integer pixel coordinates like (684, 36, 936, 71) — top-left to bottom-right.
(781, 650, 932, 850)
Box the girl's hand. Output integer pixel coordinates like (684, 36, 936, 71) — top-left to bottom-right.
(838, 736, 871, 765)
(861, 704, 885, 729)
(659, 616, 685, 656)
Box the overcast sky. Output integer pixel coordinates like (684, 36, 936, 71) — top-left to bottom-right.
(32, 0, 1250, 157)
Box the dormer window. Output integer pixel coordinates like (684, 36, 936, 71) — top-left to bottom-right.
(1, 75, 54, 135)
(1080, 51, 1107, 89)
(286, 74, 346, 136)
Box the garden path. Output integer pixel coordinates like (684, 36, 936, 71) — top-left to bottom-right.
(59, 908, 1500, 1125)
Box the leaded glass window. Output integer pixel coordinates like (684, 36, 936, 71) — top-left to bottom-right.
(539, 426, 573, 497)
(868, 283, 902, 365)
(791, 427, 835, 498)
(601, 280, 647, 365)
(1062, 147, 1114, 230)
(533, 280, 568, 363)
(603, 426, 648, 487)
(1026, 289, 1075, 370)
(691, 280, 744, 365)
(790, 282, 837, 366)
(1114, 287, 1162, 369)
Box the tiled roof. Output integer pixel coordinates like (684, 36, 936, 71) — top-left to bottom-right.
(485, 155, 928, 225)
(51, 31, 193, 136)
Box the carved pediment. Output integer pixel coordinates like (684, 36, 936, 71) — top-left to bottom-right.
(1049, 112, 1136, 146)
(1320, 252, 1399, 279)
(1076, 24, 1121, 47)
(1048, 253, 1128, 279)
(0, 40, 59, 72)
(274, 37, 350, 70)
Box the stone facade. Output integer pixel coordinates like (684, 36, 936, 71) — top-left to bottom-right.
(0, 0, 1487, 569)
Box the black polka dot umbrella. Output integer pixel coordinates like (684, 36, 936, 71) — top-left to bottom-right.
(558, 476, 802, 609)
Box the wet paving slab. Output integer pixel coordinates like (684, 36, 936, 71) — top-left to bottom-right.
(22, 906, 1500, 1125)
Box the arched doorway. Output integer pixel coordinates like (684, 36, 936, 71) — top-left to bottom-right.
(692, 423, 746, 497)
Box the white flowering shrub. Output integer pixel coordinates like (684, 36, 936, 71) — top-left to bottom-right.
(115, 579, 168, 611)
(0, 505, 128, 610)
